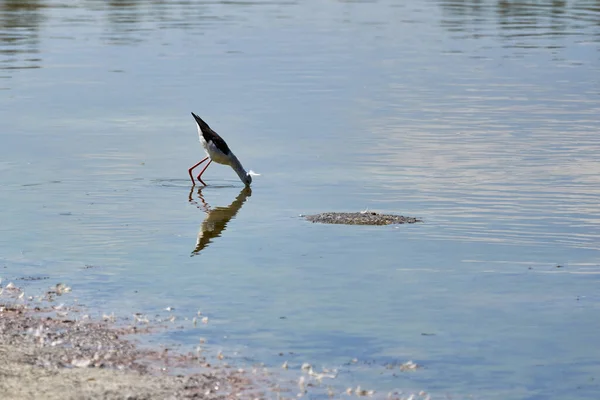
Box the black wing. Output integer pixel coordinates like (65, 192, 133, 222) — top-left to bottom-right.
(191, 112, 231, 155)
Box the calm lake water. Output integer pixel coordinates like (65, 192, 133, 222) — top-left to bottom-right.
(1, 0, 600, 398)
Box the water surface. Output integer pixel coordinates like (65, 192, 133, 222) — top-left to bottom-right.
(1, 0, 600, 398)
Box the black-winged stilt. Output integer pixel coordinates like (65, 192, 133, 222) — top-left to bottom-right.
(188, 112, 252, 186)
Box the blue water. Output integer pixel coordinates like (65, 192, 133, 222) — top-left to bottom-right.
(1, 0, 600, 398)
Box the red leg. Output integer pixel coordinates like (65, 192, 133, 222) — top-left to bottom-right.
(188, 157, 209, 185)
(196, 159, 212, 186)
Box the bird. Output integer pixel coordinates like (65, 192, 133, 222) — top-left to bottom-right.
(188, 112, 252, 186)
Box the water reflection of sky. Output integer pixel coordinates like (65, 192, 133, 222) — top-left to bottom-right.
(1, 1, 600, 399)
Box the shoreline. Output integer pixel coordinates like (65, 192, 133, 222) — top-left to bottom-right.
(0, 282, 261, 400)
(0, 279, 427, 400)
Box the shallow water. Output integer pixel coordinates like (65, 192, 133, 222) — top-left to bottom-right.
(1, 0, 600, 398)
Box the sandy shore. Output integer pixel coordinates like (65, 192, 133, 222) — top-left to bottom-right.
(0, 284, 259, 400)
(0, 280, 428, 400)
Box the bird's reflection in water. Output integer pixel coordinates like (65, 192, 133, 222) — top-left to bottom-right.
(188, 186, 251, 256)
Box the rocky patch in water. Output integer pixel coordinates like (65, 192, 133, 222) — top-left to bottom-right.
(305, 211, 422, 226)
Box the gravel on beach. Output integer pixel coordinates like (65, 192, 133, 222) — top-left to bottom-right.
(0, 297, 257, 400)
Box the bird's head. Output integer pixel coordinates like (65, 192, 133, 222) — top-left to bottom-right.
(243, 173, 253, 186)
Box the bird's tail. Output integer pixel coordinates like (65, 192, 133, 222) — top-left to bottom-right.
(191, 112, 211, 133)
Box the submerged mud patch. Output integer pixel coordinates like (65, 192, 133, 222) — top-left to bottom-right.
(305, 212, 422, 226)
